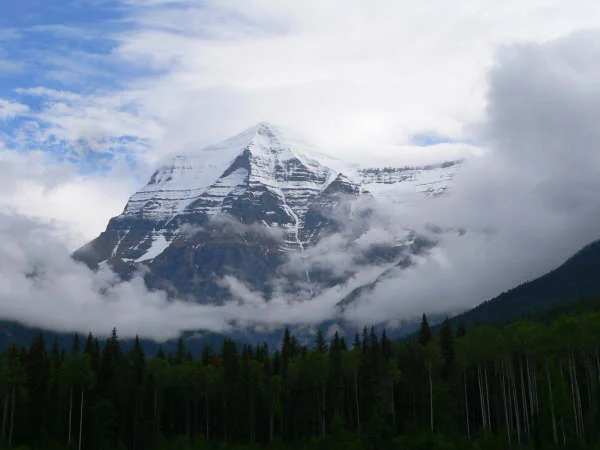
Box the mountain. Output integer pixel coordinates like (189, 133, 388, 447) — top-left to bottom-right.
(447, 239, 600, 328)
(74, 122, 460, 311)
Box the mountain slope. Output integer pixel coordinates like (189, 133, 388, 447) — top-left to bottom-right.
(448, 239, 600, 327)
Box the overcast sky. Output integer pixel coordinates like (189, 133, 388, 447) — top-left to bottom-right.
(1, 1, 600, 339)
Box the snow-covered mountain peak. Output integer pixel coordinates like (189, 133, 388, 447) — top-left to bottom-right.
(76, 123, 465, 306)
(122, 123, 338, 222)
(231, 122, 328, 167)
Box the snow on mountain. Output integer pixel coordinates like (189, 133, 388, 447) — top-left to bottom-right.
(357, 161, 460, 204)
(122, 124, 458, 232)
(74, 123, 462, 302)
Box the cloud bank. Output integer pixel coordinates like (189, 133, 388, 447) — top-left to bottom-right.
(344, 30, 600, 324)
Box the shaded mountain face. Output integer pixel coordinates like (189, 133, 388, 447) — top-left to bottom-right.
(74, 123, 459, 306)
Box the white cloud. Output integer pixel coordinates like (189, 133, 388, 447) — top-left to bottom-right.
(0, 151, 137, 248)
(344, 30, 600, 324)
(106, 0, 600, 156)
(0, 98, 29, 120)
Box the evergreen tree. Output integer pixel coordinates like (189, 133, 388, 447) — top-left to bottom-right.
(438, 318, 455, 379)
(418, 313, 432, 346)
(72, 333, 81, 355)
(316, 330, 328, 353)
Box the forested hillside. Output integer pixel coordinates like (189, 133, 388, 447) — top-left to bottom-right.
(1, 301, 600, 450)
(448, 239, 600, 327)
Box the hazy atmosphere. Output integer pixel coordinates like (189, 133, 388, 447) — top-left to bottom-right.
(1, 1, 600, 340)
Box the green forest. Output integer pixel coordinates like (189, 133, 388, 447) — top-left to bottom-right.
(2, 304, 600, 450)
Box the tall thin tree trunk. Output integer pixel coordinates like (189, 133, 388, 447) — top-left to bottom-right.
(511, 369, 521, 445)
(519, 358, 530, 435)
(222, 399, 227, 443)
(185, 395, 190, 442)
(586, 358, 594, 414)
(526, 356, 535, 417)
(390, 380, 396, 428)
(78, 388, 84, 450)
(546, 363, 558, 446)
(8, 384, 15, 449)
(507, 368, 514, 433)
(2, 392, 8, 443)
(191, 399, 197, 447)
(68, 384, 73, 446)
(464, 368, 471, 440)
(354, 371, 360, 432)
(572, 354, 584, 439)
(478, 365, 486, 433)
(321, 385, 326, 437)
(132, 390, 139, 450)
(249, 392, 255, 443)
(568, 353, 582, 438)
(501, 366, 511, 447)
(532, 359, 540, 413)
(429, 361, 434, 432)
(205, 393, 209, 440)
(269, 400, 274, 443)
(484, 366, 492, 431)
(153, 389, 158, 433)
(559, 362, 567, 446)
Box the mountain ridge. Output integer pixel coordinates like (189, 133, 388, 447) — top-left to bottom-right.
(444, 238, 600, 329)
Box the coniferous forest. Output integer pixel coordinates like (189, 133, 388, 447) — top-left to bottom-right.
(2, 305, 600, 449)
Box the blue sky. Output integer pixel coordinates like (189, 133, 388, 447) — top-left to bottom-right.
(0, 0, 132, 167)
(0, 0, 124, 88)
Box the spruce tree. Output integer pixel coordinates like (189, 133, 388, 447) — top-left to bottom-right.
(316, 330, 328, 353)
(438, 318, 455, 379)
(418, 313, 432, 346)
(174, 337, 186, 365)
(72, 333, 81, 355)
(353, 332, 361, 349)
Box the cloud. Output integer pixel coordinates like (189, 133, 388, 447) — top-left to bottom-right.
(343, 30, 600, 325)
(0, 151, 137, 248)
(0, 99, 29, 120)
(0, 212, 234, 341)
(107, 0, 600, 156)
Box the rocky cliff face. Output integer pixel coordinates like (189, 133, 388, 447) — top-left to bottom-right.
(74, 123, 459, 305)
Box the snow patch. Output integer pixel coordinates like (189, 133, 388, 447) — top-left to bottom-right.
(136, 235, 170, 262)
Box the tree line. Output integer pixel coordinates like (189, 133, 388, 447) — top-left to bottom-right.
(1, 310, 600, 449)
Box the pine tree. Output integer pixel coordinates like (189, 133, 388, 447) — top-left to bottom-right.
(353, 332, 361, 349)
(381, 329, 393, 360)
(72, 333, 81, 355)
(174, 337, 186, 365)
(418, 313, 432, 346)
(316, 330, 328, 353)
(439, 318, 455, 379)
(25, 332, 50, 444)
